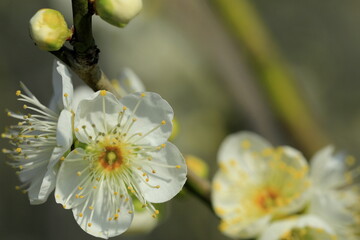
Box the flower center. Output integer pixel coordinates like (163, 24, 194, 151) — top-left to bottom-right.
(99, 146, 123, 171)
(254, 187, 280, 212)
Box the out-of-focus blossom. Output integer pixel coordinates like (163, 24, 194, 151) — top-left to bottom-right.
(309, 146, 360, 240)
(212, 132, 310, 239)
(55, 90, 187, 238)
(258, 215, 337, 240)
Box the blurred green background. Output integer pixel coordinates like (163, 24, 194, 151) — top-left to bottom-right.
(1, 0, 360, 239)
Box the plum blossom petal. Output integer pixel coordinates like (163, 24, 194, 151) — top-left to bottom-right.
(49, 61, 74, 112)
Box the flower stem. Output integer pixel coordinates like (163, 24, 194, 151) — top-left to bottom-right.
(185, 169, 215, 213)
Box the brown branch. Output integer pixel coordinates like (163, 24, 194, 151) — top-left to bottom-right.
(50, 0, 120, 98)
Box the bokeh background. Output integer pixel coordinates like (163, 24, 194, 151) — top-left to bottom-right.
(1, 0, 360, 239)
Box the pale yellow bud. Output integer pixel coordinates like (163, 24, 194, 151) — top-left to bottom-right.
(169, 118, 179, 141)
(29, 9, 72, 51)
(186, 155, 209, 179)
(95, 0, 143, 28)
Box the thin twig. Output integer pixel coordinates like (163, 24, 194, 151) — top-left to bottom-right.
(185, 169, 215, 213)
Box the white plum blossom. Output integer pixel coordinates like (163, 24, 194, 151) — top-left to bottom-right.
(308, 146, 360, 240)
(258, 215, 337, 240)
(55, 90, 187, 239)
(211, 132, 310, 239)
(2, 61, 75, 204)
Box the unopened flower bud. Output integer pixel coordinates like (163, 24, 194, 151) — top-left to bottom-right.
(186, 155, 209, 179)
(29, 9, 72, 51)
(95, 0, 143, 28)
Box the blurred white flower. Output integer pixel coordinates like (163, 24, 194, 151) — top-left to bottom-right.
(211, 132, 310, 239)
(112, 68, 146, 97)
(258, 215, 337, 240)
(55, 90, 187, 239)
(2, 61, 74, 204)
(309, 146, 360, 240)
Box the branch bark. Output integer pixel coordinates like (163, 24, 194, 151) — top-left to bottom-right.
(50, 0, 120, 98)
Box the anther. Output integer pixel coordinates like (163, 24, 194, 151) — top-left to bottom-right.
(23, 104, 28, 109)
(89, 206, 94, 210)
(76, 171, 81, 176)
(16, 90, 21, 96)
(64, 93, 68, 97)
(78, 213, 83, 217)
(100, 90, 107, 96)
(140, 93, 146, 97)
(60, 157, 65, 161)
(161, 120, 166, 125)
(176, 165, 181, 169)
(15, 148, 22, 153)
(87, 223, 92, 227)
